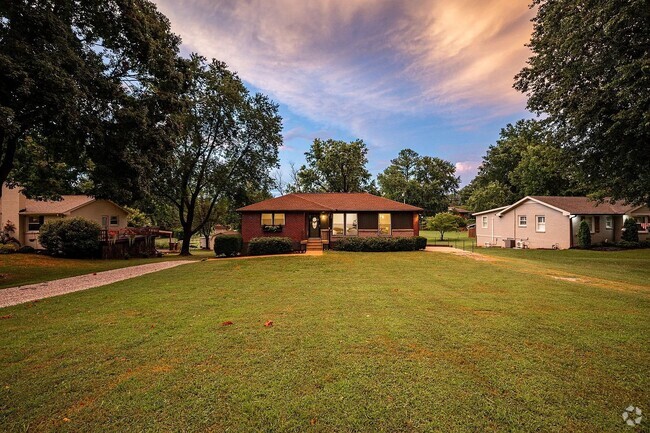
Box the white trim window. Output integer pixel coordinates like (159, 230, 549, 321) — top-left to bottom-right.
(605, 216, 613, 230)
(518, 215, 527, 227)
(110, 215, 119, 226)
(482, 216, 488, 229)
(536, 215, 546, 233)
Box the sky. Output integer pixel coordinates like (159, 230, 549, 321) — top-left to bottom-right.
(153, 0, 536, 186)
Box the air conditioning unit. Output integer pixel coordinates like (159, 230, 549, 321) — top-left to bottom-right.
(515, 240, 524, 249)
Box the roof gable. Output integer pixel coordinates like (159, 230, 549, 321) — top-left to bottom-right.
(20, 195, 128, 215)
(490, 196, 634, 217)
(237, 193, 423, 212)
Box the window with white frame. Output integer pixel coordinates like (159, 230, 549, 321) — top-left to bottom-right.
(378, 213, 391, 235)
(518, 215, 527, 227)
(536, 215, 546, 232)
(110, 215, 119, 226)
(605, 216, 613, 230)
(482, 216, 488, 229)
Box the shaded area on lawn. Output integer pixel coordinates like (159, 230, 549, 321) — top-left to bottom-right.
(0, 250, 213, 290)
(0, 251, 648, 431)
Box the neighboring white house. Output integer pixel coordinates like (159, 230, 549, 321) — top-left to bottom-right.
(473, 196, 650, 249)
(0, 184, 129, 249)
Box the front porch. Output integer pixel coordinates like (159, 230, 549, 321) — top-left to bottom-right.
(302, 211, 419, 248)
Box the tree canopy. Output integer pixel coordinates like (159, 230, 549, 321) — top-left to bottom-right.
(377, 149, 459, 214)
(514, 0, 649, 205)
(461, 119, 586, 211)
(294, 139, 374, 193)
(1, 0, 184, 201)
(154, 56, 282, 255)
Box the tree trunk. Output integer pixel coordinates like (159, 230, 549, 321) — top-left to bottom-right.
(439, 231, 444, 241)
(180, 225, 193, 256)
(204, 233, 210, 250)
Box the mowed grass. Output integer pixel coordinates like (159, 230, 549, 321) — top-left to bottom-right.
(420, 229, 471, 243)
(0, 251, 649, 432)
(0, 250, 213, 290)
(477, 248, 650, 287)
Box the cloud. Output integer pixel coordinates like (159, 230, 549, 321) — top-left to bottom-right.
(455, 161, 480, 174)
(154, 0, 533, 144)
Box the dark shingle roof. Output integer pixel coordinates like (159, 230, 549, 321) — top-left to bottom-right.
(237, 193, 423, 212)
(529, 196, 634, 215)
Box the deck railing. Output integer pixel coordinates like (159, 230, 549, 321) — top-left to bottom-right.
(99, 227, 160, 243)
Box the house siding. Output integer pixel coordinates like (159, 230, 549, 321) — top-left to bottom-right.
(475, 201, 571, 249)
(241, 211, 306, 251)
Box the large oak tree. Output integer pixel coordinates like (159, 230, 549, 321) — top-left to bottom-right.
(155, 56, 282, 256)
(0, 0, 183, 201)
(294, 139, 374, 193)
(515, 0, 649, 205)
(377, 149, 459, 214)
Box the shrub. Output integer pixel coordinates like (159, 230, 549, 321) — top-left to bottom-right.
(17, 245, 35, 254)
(334, 236, 427, 252)
(39, 217, 101, 258)
(0, 220, 20, 246)
(577, 220, 591, 248)
(616, 240, 640, 249)
(214, 234, 243, 257)
(248, 237, 294, 255)
(0, 243, 18, 254)
(622, 218, 639, 242)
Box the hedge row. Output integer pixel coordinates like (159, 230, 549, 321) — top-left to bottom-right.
(214, 234, 243, 257)
(248, 237, 294, 255)
(333, 236, 427, 252)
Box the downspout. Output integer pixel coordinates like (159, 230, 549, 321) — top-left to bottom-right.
(569, 215, 574, 248)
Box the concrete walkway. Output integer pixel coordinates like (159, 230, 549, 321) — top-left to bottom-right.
(0, 261, 194, 308)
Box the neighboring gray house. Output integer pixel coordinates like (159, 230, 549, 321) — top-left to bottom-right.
(473, 196, 649, 249)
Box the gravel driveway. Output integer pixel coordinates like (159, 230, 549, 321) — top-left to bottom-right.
(0, 261, 193, 308)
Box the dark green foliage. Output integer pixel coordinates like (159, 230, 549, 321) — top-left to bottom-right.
(377, 149, 460, 214)
(577, 220, 591, 249)
(156, 55, 282, 256)
(616, 240, 640, 249)
(17, 245, 35, 254)
(1, 0, 184, 201)
(247, 237, 294, 255)
(38, 218, 101, 258)
(214, 234, 242, 257)
(294, 139, 374, 193)
(515, 0, 649, 206)
(462, 119, 586, 211)
(622, 218, 639, 242)
(334, 236, 427, 252)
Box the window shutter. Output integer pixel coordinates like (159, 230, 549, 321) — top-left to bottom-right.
(594, 216, 600, 233)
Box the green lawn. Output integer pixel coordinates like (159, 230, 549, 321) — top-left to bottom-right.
(420, 229, 470, 242)
(477, 247, 650, 287)
(0, 251, 648, 432)
(0, 250, 213, 290)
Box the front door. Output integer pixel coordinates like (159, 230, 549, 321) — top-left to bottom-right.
(308, 214, 320, 238)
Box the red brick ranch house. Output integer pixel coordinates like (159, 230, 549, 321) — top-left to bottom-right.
(238, 193, 422, 251)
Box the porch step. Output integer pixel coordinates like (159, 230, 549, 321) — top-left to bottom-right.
(306, 238, 323, 252)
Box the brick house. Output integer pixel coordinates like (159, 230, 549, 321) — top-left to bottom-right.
(473, 196, 650, 249)
(238, 193, 422, 251)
